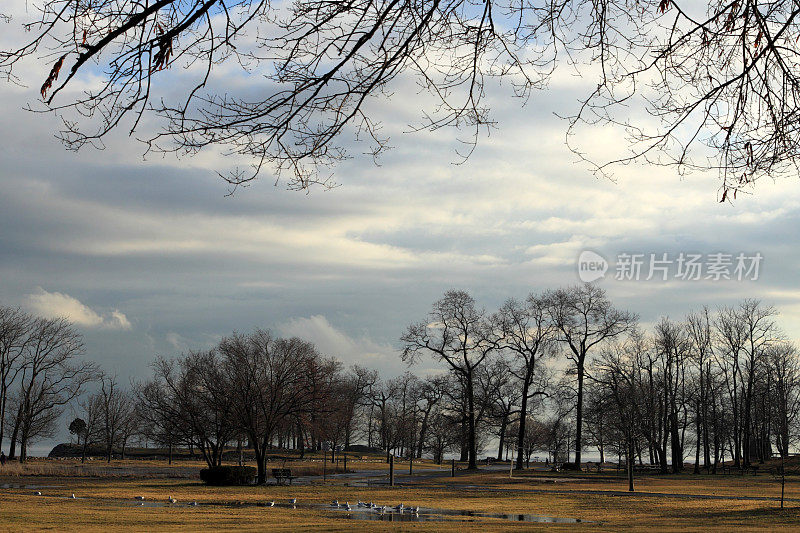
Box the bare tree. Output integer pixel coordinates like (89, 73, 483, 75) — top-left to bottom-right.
(7, 317, 96, 461)
(492, 294, 555, 469)
(545, 284, 637, 467)
(653, 317, 691, 473)
(686, 307, 714, 473)
(3, 0, 797, 194)
(402, 290, 498, 469)
(339, 365, 378, 450)
(92, 374, 137, 463)
(737, 299, 778, 466)
(0, 307, 31, 452)
(714, 304, 749, 468)
(414, 375, 447, 459)
(137, 349, 236, 468)
(219, 330, 319, 484)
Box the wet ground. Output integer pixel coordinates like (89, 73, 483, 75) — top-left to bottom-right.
(116, 499, 587, 523)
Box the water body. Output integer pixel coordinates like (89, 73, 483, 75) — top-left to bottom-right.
(121, 500, 587, 523)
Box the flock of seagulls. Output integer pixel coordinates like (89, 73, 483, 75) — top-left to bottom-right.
(29, 491, 419, 516)
(331, 500, 420, 514)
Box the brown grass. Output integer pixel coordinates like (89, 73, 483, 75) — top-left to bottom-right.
(3, 460, 800, 531)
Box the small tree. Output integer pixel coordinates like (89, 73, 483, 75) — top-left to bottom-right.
(68, 418, 86, 444)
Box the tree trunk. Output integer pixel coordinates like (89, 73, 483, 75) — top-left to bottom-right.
(7, 404, 21, 460)
(627, 437, 635, 492)
(516, 375, 531, 470)
(574, 360, 585, 467)
(694, 400, 701, 474)
(466, 371, 477, 469)
(417, 409, 431, 459)
(497, 415, 507, 461)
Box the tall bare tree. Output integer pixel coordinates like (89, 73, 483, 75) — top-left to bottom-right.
(219, 330, 319, 484)
(0, 306, 31, 451)
(402, 290, 498, 469)
(492, 294, 555, 470)
(7, 317, 96, 461)
(545, 284, 636, 467)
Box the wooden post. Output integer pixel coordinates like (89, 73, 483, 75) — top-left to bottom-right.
(510, 444, 514, 479)
(627, 439, 635, 492)
(781, 453, 785, 509)
(389, 454, 395, 486)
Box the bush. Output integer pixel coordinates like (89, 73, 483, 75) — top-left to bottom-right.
(199, 466, 257, 486)
(559, 461, 582, 471)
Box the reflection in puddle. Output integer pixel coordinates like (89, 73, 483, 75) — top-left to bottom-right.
(327, 506, 587, 523)
(10, 489, 588, 524)
(120, 500, 587, 523)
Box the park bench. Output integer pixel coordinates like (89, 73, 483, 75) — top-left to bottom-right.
(271, 468, 296, 485)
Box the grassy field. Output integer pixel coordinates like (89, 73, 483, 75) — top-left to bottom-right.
(3, 457, 800, 531)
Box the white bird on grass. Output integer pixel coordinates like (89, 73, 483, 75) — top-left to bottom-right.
(345, 502, 352, 511)
(395, 503, 404, 511)
(268, 501, 275, 507)
(289, 498, 297, 505)
(34, 491, 42, 496)
(331, 500, 339, 507)
(190, 502, 198, 506)
(135, 496, 145, 501)
(168, 496, 177, 504)
(71, 494, 76, 499)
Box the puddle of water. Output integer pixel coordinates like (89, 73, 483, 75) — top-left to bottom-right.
(118, 500, 585, 523)
(326, 506, 587, 523)
(35, 495, 586, 524)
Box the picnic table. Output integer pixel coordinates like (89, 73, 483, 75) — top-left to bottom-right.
(272, 468, 296, 485)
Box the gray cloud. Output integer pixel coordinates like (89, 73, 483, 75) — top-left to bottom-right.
(2, 25, 800, 393)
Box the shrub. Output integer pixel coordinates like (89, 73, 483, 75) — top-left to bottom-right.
(559, 461, 582, 471)
(199, 466, 257, 486)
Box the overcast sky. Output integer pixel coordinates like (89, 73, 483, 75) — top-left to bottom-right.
(3, 5, 800, 402)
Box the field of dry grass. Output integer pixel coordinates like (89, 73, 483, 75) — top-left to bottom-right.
(3, 458, 800, 531)
(0, 453, 423, 479)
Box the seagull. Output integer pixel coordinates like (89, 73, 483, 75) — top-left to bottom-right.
(413, 506, 420, 514)
(289, 498, 297, 505)
(345, 502, 352, 511)
(135, 496, 145, 501)
(168, 496, 177, 504)
(395, 503, 404, 511)
(71, 494, 76, 499)
(139, 502, 145, 506)
(268, 501, 275, 507)
(34, 491, 42, 496)
(331, 500, 339, 507)
(190, 502, 198, 506)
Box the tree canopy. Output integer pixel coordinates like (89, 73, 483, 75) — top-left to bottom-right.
(2, 0, 799, 196)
